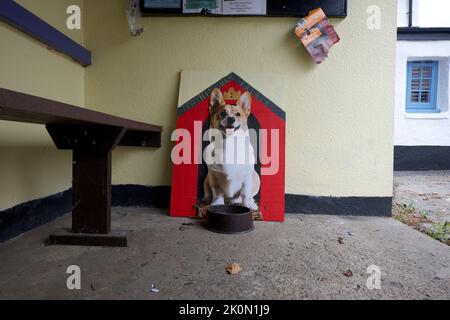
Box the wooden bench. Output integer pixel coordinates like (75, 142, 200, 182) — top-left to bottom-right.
(0, 87, 162, 247)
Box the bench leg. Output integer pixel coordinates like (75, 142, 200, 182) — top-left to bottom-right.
(72, 148, 112, 234)
(46, 125, 127, 247)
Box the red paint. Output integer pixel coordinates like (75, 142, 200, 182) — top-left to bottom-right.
(170, 79, 285, 222)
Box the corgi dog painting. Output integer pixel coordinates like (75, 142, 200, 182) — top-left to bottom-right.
(203, 88, 260, 211)
(170, 72, 286, 222)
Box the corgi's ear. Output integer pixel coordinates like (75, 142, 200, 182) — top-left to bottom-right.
(237, 92, 252, 114)
(209, 88, 225, 114)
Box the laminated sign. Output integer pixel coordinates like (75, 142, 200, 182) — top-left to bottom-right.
(295, 8, 340, 64)
(170, 73, 286, 222)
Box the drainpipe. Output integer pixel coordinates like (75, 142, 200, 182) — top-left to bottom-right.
(408, 0, 413, 27)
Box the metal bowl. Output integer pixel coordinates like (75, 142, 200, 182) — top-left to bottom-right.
(205, 205, 254, 234)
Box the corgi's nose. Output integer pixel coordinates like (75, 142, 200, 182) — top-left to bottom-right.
(227, 117, 235, 125)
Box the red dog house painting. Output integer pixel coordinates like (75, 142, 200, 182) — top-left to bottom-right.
(170, 73, 286, 222)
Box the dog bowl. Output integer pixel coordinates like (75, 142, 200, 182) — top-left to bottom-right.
(205, 205, 254, 234)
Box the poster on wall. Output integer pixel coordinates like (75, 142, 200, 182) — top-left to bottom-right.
(183, 0, 222, 13)
(182, 0, 266, 15)
(294, 8, 340, 64)
(143, 0, 181, 8)
(170, 72, 286, 222)
(223, 0, 267, 15)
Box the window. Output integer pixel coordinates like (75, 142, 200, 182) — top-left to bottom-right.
(406, 61, 439, 113)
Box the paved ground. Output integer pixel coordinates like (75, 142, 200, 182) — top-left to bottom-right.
(1, 207, 449, 300)
(394, 171, 450, 223)
(394, 171, 450, 241)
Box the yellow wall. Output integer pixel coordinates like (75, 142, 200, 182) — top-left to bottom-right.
(0, 0, 396, 210)
(84, 0, 396, 197)
(0, 0, 84, 209)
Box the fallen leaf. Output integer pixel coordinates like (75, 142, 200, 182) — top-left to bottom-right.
(343, 270, 353, 277)
(225, 263, 242, 275)
(179, 223, 194, 231)
(338, 237, 344, 244)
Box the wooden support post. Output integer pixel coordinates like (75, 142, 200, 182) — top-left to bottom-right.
(72, 147, 113, 234)
(46, 124, 127, 246)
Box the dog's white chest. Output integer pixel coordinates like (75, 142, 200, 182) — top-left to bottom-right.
(208, 130, 256, 196)
(222, 131, 256, 165)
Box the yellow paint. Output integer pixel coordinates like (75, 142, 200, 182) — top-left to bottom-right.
(84, 0, 396, 197)
(0, 0, 396, 210)
(0, 0, 84, 209)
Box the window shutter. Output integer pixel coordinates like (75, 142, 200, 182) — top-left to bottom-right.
(406, 61, 439, 113)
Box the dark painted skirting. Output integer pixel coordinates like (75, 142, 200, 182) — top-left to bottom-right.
(394, 146, 450, 171)
(111, 185, 170, 208)
(0, 185, 171, 242)
(285, 195, 392, 217)
(0, 190, 72, 242)
(1, 185, 392, 242)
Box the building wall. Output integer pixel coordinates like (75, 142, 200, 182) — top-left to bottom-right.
(395, 41, 450, 146)
(0, 0, 84, 209)
(0, 0, 397, 212)
(84, 0, 396, 198)
(397, 0, 410, 27)
(395, 0, 450, 147)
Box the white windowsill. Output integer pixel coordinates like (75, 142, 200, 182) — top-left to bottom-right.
(405, 112, 449, 119)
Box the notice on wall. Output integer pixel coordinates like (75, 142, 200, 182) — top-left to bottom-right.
(144, 0, 181, 8)
(183, 0, 222, 13)
(182, 0, 266, 15)
(222, 0, 267, 15)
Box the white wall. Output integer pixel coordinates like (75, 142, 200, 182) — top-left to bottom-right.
(395, 41, 450, 146)
(397, 0, 409, 27)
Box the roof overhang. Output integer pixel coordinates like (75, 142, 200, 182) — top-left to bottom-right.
(398, 27, 450, 41)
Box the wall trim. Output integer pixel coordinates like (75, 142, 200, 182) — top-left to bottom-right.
(0, 185, 171, 242)
(285, 195, 392, 216)
(398, 27, 450, 41)
(394, 146, 450, 171)
(1, 185, 392, 242)
(0, 190, 72, 242)
(0, 0, 92, 66)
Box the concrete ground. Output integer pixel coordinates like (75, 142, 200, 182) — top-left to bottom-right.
(0, 207, 449, 300)
(394, 171, 450, 224)
(394, 171, 450, 241)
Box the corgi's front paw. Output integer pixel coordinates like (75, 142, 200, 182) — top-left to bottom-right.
(243, 198, 258, 211)
(202, 196, 212, 205)
(211, 196, 225, 206)
(229, 196, 242, 205)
